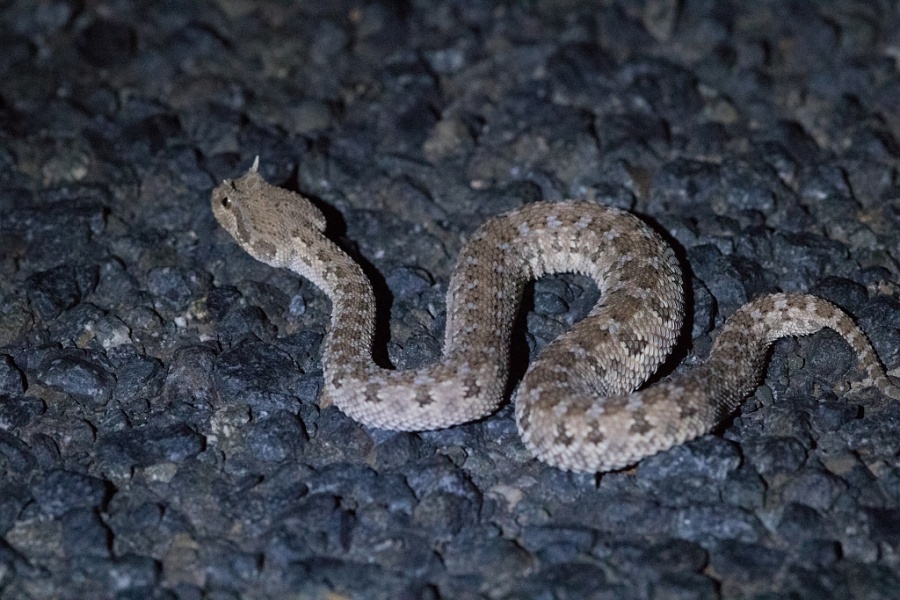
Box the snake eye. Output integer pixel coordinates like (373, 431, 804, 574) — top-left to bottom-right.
(221, 196, 231, 209)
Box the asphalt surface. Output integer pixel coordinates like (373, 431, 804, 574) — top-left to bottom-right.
(1, 1, 899, 599)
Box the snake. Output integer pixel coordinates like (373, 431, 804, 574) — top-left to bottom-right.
(210, 159, 899, 472)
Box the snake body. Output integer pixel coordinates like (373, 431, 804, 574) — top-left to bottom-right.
(211, 164, 899, 472)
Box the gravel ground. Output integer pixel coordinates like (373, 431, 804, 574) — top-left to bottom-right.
(1, 1, 900, 599)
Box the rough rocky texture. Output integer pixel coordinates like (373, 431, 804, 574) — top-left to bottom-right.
(1, 1, 899, 599)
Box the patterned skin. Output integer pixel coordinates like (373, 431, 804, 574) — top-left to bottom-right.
(211, 161, 899, 472)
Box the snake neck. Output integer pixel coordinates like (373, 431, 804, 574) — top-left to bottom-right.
(292, 237, 378, 370)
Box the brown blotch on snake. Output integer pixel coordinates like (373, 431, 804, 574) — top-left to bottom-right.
(211, 162, 900, 473)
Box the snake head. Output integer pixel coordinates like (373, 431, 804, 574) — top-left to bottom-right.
(211, 158, 328, 268)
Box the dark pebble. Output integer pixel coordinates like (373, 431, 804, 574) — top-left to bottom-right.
(371, 432, 429, 471)
(709, 540, 789, 584)
(36, 352, 115, 407)
(812, 400, 860, 432)
(864, 508, 900, 546)
(441, 526, 533, 578)
(84, 554, 160, 596)
(0, 482, 30, 532)
(405, 457, 482, 534)
(204, 544, 262, 590)
(795, 538, 840, 569)
(0, 537, 46, 581)
(77, 18, 137, 67)
(92, 259, 141, 308)
(265, 494, 353, 565)
(841, 403, 900, 460)
(780, 468, 847, 510)
(145, 267, 211, 313)
(810, 276, 870, 314)
(205, 285, 243, 321)
(240, 410, 306, 463)
(217, 305, 278, 344)
(690, 279, 716, 337)
(770, 231, 849, 291)
(57, 305, 134, 352)
(385, 266, 433, 298)
(61, 508, 112, 558)
(718, 156, 783, 213)
(546, 42, 615, 99)
(302, 407, 374, 467)
(412, 489, 479, 535)
(722, 466, 767, 510)
(533, 276, 577, 317)
(520, 525, 594, 564)
(30, 468, 108, 517)
(0, 354, 25, 395)
(775, 502, 830, 546)
(507, 562, 619, 599)
(652, 572, 719, 600)
(98, 422, 205, 469)
(0, 394, 43, 430)
(636, 437, 742, 504)
(114, 353, 164, 404)
(0, 431, 37, 474)
(648, 159, 722, 216)
(742, 436, 808, 477)
(856, 295, 900, 360)
(213, 339, 301, 413)
(686, 243, 775, 317)
(26, 264, 92, 320)
(675, 504, 766, 543)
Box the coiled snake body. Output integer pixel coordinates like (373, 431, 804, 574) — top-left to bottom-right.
(212, 163, 899, 472)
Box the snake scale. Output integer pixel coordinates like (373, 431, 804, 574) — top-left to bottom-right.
(211, 161, 899, 472)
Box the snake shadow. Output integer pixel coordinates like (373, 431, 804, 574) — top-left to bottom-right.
(284, 182, 409, 370)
